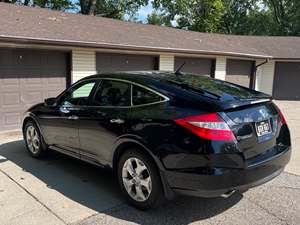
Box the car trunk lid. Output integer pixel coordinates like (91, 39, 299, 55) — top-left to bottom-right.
(222, 101, 281, 159)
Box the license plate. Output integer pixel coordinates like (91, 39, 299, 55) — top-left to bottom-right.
(255, 120, 272, 137)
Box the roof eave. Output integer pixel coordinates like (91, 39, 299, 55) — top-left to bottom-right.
(0, 35, 273, 59)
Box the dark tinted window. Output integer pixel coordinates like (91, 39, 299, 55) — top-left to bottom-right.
(61, 81, 96, 106)
(157, 74, 269, 100)
(132, 85, 163, 105)
(93, 80, 131, 106)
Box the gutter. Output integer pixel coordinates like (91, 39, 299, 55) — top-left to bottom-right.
(250, 59, 269, 89)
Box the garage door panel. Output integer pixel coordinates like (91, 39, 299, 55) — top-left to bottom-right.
(174, 57, 213, 76)
(0, 48, 68, 132)
(0, 78, 20, 89)
(3, 112, 21, 126)
(273, 62, 300, 100)
(226, 59, 253, 88)
(22, 91, 44, 105)
(3, 93, 20, 106)
(225, 74, 250, 87)
(96, 53, 158, 73)
(0, 113, 22, 131)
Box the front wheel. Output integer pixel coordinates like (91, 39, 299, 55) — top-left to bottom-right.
(117, 149, 164, 210)
(24, 121, 48, 158)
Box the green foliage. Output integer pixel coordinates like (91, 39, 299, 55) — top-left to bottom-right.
(79, 0, 148, 19)
(33, 0, 73, 10)
(153, 0, 226, 32)
(153, 0, 300, 36)
(264, 0, 300, 35)
(146, 11, 171, 26)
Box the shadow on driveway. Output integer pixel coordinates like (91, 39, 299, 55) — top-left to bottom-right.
(0, 140, 242, 225)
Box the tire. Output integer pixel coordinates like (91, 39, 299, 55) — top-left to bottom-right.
(117, 149, 165, 210)
(24, 121, 48, 158)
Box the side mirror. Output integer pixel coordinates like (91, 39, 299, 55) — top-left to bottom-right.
(44, 97, 57, 107)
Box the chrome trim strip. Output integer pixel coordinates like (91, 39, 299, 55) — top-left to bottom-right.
(250, 99, 271, 104)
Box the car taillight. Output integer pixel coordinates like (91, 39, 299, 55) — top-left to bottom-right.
(175, 113, 236, 141)
(279, 109, 287, 125)
(273, 102, 288, 126)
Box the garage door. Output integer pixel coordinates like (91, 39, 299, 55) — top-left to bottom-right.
(0, 48, 68, 132)
(273, 62, 300, 100)
(174, 57, 214, 76)
(226, 59, 254, 88)
(96, 53, 159, 73)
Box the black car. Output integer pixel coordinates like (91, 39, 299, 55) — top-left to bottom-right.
(22, 71, 291, 210)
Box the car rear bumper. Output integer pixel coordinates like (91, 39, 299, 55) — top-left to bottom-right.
(163, 147, 291, 198)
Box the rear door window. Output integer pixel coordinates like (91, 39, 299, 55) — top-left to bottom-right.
(93, 80, 131, 107)
(132, 85, 164, 106)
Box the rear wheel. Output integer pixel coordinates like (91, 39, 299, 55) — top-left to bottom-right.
(117, 149, 164, 210)
(24, 121, 48, 158)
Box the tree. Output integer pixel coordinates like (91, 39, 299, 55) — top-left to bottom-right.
(153, 0, 226, 32)
(79, 0, 149, 20)
(4, 0, 74, 10)
(220, 0, 274, 35)
(264, 0, 300, 35)
(33, 0, 73, 10)
(146, 11, 171, 26)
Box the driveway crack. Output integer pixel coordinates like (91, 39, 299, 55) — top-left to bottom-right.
(0, 168, 67, 225)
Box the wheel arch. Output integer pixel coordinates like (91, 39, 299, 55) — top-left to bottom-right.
(22, 114, 43, 137)
(112, 140, 164, 172)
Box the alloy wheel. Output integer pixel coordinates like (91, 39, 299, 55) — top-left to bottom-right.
(26, 125, 40, 154)
(122, 157, 152, 202)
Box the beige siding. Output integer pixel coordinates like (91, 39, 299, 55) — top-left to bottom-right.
(214, 56, 226, 80)
(255, 60, 275, 95)
(72, 50, 96, 83)
(159, 55, 174, 71)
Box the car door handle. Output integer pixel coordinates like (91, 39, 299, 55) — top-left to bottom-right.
(68, 115, 79, 120)
(110, 118, 124, 124)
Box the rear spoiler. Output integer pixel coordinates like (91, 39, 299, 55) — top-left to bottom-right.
(221, 98, 272, 111)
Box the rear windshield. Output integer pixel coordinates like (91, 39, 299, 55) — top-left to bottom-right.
(158, 73, 269, 100)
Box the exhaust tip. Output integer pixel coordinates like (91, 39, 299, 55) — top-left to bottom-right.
(221, 190, 236, 198)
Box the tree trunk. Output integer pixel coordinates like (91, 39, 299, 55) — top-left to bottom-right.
(88, 0, 97, 15)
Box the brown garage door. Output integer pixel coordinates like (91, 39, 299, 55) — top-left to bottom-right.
(273, 62, 300, 100)
(226, 59, 254, 88)
(96, 53, 158, 73)
(0, 48, 68, 132)
(174, 57, 214, 76)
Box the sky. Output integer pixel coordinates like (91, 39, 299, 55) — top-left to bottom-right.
(69, 0, 154, 22)
(137, 1, 154, 22)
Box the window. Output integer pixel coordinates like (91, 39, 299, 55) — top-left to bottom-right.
(61, 81, 96, 106)
(93, 80, 131, 106)
(132, 85, 163, 106)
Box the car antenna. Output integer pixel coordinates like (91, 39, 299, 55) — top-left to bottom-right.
(175, 62, 186, 75)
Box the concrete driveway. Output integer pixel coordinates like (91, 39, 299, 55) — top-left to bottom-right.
(0, 101, 300, 225)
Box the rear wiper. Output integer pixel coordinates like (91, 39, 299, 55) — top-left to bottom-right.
(166, 80, 221, 100)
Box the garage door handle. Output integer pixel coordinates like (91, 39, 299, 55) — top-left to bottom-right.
(110, 118, 124, 124)
(68, 115, 79, 120)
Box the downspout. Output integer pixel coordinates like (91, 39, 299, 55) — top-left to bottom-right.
(250, 59, 269, 89)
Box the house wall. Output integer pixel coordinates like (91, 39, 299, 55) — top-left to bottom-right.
(255, 60, 275, 95)
(159, 55, 175, 71)
(214, 56, 226, 80)
(72, 50, 96, 83)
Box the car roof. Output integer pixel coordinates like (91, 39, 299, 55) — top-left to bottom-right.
(82, 71, 177, 84)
